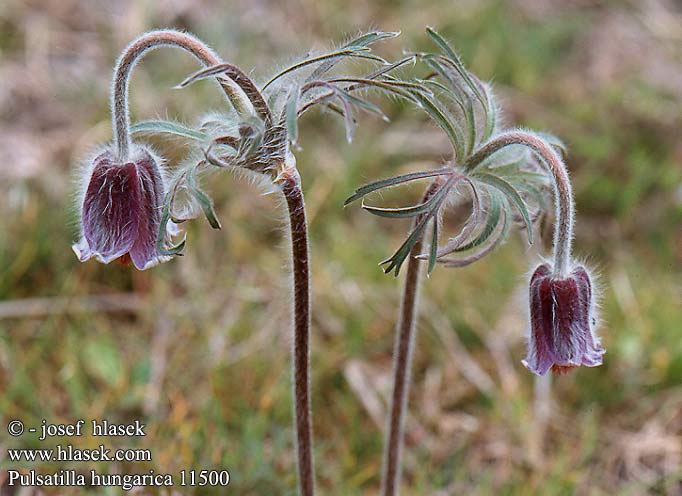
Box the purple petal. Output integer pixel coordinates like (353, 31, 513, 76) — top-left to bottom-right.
(127, 152, 166, 270)
(523, 264, 555, 376)
(72, 236, 94, 262)
(551, 276, 588, 366)
(81, 152, 141, 264)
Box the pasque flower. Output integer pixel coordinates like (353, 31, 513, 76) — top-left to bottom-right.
(73, 147, 170, 270)
(76, 28, 409, 496)
(464, 130, 606, 377)
(345, 28, 605, 496)
(73, 29, 251, 271)
(523, 263, 605, 376)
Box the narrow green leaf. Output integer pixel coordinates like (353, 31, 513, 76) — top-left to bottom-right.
(379, 205, 433, 276)
(307, 31, 399, 81)
(508, 178, 548, 209)
(354, 55, 416, 84)
(157, 186, 186, 256)
(330, 77, 424, 103)
(345, 30, 400, 48)
(480, 153, 529, 174)
(481, 79, 496, 141)
(344, 169, 451, 205)
(473, 172, 533, 244)
(362, 203, 428, 218)
(187, 166, 221, 230)
(130, 120, 208, 141)
(410, 90, 465, 161)
(177, 63, 236, 87)
(380, 176, 455, 276)
(424, 60, 476, 151)
(361, 187, 445, 218)
(463, 92, 476, 155)
(454, 192, 502, 252)
(335, 88, 388, 121)
(428, 215, 439, 274)
(263, 48, 383, 90)
(285, 86, 301, 145)
(439, 207, 509, 267)
(336, 92, 356, 143)
(421, 58, 467, 110)
(431, 178, 481, 258)
(425, 28, 488, 112)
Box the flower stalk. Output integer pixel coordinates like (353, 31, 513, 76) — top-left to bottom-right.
(382, 179, 443, 496)
(278, 162, 315, 496)
(111, 30, 253, 160)
(345, 27, 599, 494)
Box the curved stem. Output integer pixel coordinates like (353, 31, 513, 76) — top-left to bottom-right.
(280, 165, 315, 496)
(465, 130, 574, 276)
(111, 29, 254, 160)
(381, 179, 443, 496)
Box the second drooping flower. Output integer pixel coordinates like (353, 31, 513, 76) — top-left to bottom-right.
(345, 27, 604, 496)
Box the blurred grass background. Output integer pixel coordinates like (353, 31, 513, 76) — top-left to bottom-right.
(0, 0, 681, 494)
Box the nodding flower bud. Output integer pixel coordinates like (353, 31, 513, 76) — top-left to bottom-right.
(72, 147, 171, 270)
(523, 263, 605, 376)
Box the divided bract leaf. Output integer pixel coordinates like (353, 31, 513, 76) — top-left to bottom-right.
(187, 165, 221, 230)
(285, 86, 301, 145)
(472, 172, 533, 244)
(158, 183, 187, 256)
(428, 212, 439, 274)
(306, 31, 399, 81)
(361, 184, 447, 218)
(131, 120, 208, 142)
(438, 206, 509, 267)
(380, 176, 456, 276)
(453, 190, 502, 253)
(410, 90, 465, 160)
(425, 27, 488, 114)
(344, 169, 452, 206)
(263, 48, 386, 91)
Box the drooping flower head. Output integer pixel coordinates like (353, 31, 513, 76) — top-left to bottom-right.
(343, 28, 606, 377)
(523, 263, 605, 376)
(73, 146, 171, 270)
(72, 29, 253, 271)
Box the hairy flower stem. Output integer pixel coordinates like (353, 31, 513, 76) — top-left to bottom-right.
(280, 166, 315, 496)
(466, 131, 574, 276)
(382, 179, 444, 496)
(111, 30, 253, 160)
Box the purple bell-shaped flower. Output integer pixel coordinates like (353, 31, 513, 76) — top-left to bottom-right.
(523, 263, 605, 376)
(73, 147, 171, 270)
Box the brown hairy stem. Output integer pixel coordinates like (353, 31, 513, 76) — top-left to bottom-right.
(111, 29, 254, 160)
(280, 165, 315, 496)
(381, 178, 444, 496)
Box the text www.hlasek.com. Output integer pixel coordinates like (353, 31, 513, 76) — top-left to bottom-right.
(7, 445, 151, 463)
